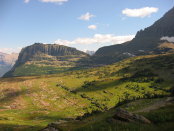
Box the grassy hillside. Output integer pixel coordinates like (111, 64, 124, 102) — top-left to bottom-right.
(0, 53, 174, 130)
(6, 54, 87, 77)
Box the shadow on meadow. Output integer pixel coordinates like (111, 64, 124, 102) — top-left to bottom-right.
(0, 88, 37, 105)
(0, 76, 42, 83)
(74, 80, 122, 93)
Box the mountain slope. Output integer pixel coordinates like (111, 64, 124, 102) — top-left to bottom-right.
(93, 7, 174, 64)
(3, 43, 88, 77)
(0, 53, 174, 130)
(0, 52, 18, 77)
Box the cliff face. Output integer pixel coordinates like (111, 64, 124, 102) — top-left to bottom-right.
(3, 43, 88, 77)
(16, 43, 87, 66)
(95, 7, 174, 63)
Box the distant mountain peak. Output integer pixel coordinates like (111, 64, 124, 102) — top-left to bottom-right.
(84, 50, 95, 56)
(0, 52, 18, 77)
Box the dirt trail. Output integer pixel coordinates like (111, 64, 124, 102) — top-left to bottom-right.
(135, 97, 174, 113)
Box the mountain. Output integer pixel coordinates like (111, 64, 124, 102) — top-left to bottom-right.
(3, 43, 88, 77)
(0, 52, 18, 77)
(93, 7, 174, 64)
(84, 50, 95, 56)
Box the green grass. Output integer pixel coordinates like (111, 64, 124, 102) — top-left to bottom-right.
(142, 104, 174, 123)
(12, 64, 71, 76)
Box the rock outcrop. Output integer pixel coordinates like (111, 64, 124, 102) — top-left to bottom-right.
(113, 108, 151, 124)
(41, 127, 59, 131)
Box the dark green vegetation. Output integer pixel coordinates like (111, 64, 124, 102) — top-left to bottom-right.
(0, 53, 174, 130)
(4, 43, 88, 77)
(93, 7, 174, 64)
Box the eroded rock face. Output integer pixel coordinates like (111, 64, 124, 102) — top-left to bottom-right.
(113, 108, 151, 124)
(15, 43, 87, 66)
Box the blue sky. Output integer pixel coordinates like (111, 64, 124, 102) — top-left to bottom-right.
(0, 0, 173, 53)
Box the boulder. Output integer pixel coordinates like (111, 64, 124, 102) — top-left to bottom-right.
(40, 120, 67, 131)
(113, 108, 151, 124)
(41, 127, 59, 131)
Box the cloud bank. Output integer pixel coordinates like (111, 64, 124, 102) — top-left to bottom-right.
(122, 7, 158, 18)
(161, 36, 174, 42)
(55, 34, 135, 46)
(1, 34, 135, 54)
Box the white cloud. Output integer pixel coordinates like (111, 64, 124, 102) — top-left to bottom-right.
(78, 12, 95, 21)
(161, 36, 174, 42)
(88, 25, 97, 30)
(122, 7, 158, 18)
(55, 34, 135, 46)
(0, 47, 21, 54)
(24, 0, 30, 3)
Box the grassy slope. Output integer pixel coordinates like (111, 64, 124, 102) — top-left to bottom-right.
(0, 53, 174, 130)
(5, 54, 87, 77)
